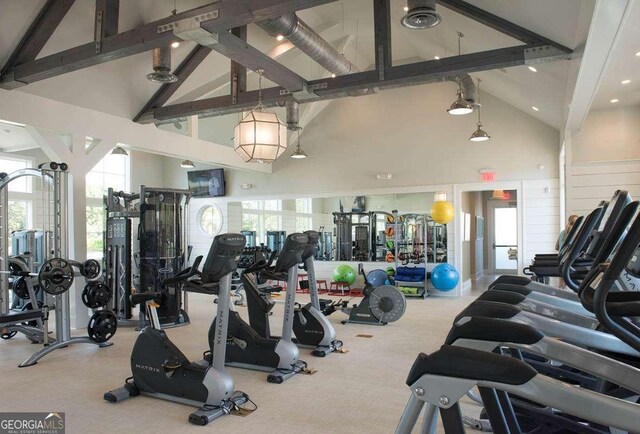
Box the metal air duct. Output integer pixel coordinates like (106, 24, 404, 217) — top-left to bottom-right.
(258, 13, 357, 78)
(286, 100, 300, 131)
(147, 47, 178, 83)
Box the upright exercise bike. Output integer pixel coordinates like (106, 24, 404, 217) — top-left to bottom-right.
(105, 233, 250, 426)
(213, 232, 309, 383)
(244, 230, 343, 356)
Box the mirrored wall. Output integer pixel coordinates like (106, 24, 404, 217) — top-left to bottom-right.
(227, 192, 447, 264)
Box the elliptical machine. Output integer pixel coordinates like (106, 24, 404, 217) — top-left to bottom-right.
(214, 233, 310, 383)
(104, 233, 251, 426)
(243, 230, 343, 357)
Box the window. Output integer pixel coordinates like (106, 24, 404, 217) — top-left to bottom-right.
(86, 152, 129, 198)
(198, 205, 223, 237)
(86, 151, 130, 258)
(295, 198, 312, 214)
(241, 200, 283, 242)
(0, 156, 33, 253)
(8, 200, 29, 232)
(295, 198, 312, 232)
(86, 206, 104, 256)
(0, 155, 31, 193)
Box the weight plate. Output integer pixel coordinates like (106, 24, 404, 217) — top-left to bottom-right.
(82, 259, 101, 279)
(87, 310, 118, 343)
(81, 282, 112, 309)
(12, 277, 30, 300)
(38, 258, 74, 295)
(368, 284, 406, 323)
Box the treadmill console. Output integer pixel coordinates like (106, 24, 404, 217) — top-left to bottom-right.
(274, 233, 308, 272)
(201, 233, 246, 283)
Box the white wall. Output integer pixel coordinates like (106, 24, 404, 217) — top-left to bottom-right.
(566, 105, 640, 215)
(522, 179, 560, 263)
(571, 106, 640, 163)
(219, 83, 560, 198)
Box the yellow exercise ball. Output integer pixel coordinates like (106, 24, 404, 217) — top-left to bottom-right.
(430, 201, 454, 224)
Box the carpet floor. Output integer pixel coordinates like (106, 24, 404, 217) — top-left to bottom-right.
(0, 282, 492, 433)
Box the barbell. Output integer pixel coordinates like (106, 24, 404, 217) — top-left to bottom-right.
(1, 257, 98, 296)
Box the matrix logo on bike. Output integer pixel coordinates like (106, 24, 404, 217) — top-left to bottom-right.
(0, 412, 65, 434)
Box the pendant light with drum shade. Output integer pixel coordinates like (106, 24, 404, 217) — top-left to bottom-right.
(447, 32, 473, 116)
(469, 78, 490, 142)
(234, 69, 287, 163)
(291, 129, 307, 159)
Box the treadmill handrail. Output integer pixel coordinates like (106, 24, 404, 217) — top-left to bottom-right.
(593, 210, 640, 352)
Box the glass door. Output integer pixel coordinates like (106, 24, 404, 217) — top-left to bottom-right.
(492, 206, 518, 273)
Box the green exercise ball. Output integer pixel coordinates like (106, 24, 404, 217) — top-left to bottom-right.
(333, 264, 356, 285)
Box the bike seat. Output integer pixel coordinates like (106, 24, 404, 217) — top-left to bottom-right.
(406, 345, 537, 387)
(182, 281, 220, 295)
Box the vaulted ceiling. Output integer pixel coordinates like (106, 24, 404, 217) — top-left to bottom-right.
(0, 0, 615, 151)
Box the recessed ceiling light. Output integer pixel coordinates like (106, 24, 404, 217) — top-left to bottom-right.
(276, 34, 284, 41)
(610, 98, 619, 103)
(636, 51, 640, 57)
(532, 106, 539, 111)
(331, 73, 336, 78)
(434, 56, 440, 60)
(621, 79, 631, 85)
(528, 66, 537, 72)
(403, 6, 409, 12)
(171, 41, 180, 49)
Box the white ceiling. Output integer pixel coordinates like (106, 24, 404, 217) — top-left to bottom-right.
(589, 0, 640, 110)
(0, 0, 595, 140)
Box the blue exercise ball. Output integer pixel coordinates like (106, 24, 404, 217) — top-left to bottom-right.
(430, 263, 459, 291)
(367, 269, 391, 287)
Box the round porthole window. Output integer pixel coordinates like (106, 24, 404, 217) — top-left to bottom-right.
(198, 204, 223, 237)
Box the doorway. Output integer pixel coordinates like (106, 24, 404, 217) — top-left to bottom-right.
(488, 200, 518, 274)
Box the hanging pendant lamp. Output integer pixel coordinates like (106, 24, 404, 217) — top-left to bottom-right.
(234, 69, 287, 163)
(447, 32, 473, 116)
(291, 130, 307, 159)
(469, 78, 490, 142)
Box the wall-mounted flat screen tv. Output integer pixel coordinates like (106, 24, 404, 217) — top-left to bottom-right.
(187, 169, 226, 197)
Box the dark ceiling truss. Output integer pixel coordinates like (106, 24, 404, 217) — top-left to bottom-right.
(1, 0, 573, 125)
(0, 0, 77, 81)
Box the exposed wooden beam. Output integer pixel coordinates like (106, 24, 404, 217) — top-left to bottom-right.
(230, 26, 248, 104)
(437, 0, 572, 53)
(95, 0, 120, 42)
(1, 0, 76, 82)
(373, 0, 392, 81)
(1, 0, 339, 89)
(149, 44, 568, 122)
(174, 21, 307, 92)
(132, 45, 212, 122)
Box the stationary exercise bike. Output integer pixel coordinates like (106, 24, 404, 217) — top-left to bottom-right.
(323, 268, 406, 325)
(212, 232, 310, 383)
(104, 233, 251, 426)
(244, 230, 343, 357)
